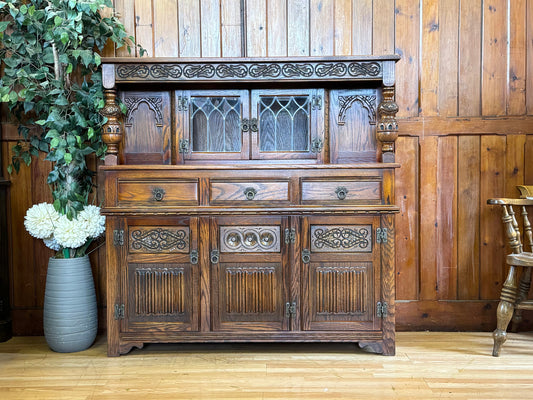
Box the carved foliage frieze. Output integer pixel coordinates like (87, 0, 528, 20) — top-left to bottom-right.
(129, 227, 190, 253)
(311, 225, 372, 252)
(115, 61, 382, 82)
(220, 226, 280, 253)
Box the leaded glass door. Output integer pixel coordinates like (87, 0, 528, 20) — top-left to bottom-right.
(176, 90, 250, 162)
(251, 89, 325, 161)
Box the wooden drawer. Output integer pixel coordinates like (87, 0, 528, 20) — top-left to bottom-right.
(210, 180, 290, 204)
(301, 179, 381, 203)
(117, 180, 199, 206)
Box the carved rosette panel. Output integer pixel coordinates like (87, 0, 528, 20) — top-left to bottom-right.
(114, 61, 383, 82)
(225, 266, 276, 314)
(315, 266, 367, 315)
(134, 267, 185, 315)
(124, 96, 164, 127)
(129, 227, 190, 253)
(220, 226, 280, 253)
(337, 95, 377, 125)
(311, 225, 372, 252)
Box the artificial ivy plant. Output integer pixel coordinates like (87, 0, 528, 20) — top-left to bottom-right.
(0, 0, 143, 219)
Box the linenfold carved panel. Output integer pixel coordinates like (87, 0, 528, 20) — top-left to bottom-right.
(220, 226, 280, 253)
(129, 227, 190, 253)
(315, 266, 367, 315)
(134, 267, 185, 315)
(225, 266, 277, 314)
(311, 225, 372, 252)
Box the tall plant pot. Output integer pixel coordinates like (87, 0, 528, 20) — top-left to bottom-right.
(44, 255, 97, 352)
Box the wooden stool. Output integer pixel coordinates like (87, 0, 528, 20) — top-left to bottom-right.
(488, 186, 533, 356)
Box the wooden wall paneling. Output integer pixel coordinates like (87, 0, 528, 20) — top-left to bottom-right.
(458, 0, 482, 116)
(310, 0, 334, 56)
(525, 136, 533, 184)
(420, 0, 439, 116)
(134, 0, 154, 57)
(154, 0, 179, 57)
(246, 0, 267, 57)
(178, 0, 201, 57)
(479, 135, 506, 300)
(334, 0, 352, 56)
(395, 136, 419, 300)
(221, 0, 243, 57)
(114, 0, 136, 57)
(419, 136, 438, 300)
(372, 0, 395, 55)
(507, 0, 527, 116)
(505, 134, 526, 198)
(287, 0, 310, 56)
(395, 0, 420, 118)
(31, 153, 53, 308)
(438, 0, 459, 117)
(525, 0, 533, 115)
(267, 0, 287, 56)
(457, 136, 481, 300)
(435, 136, 458, 299)
(351, 0, 372, 56)
(200, 0, 221, 57)
(481, 0, 507, 116)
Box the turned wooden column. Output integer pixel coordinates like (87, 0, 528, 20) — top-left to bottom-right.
(376, 85, 399, 163)
(100, 88, 123, 166)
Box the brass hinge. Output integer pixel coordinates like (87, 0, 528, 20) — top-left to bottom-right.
(179, 139, 189, 154)
(177, 96, 189, 111)
(311, 138, 323, 153)
(285, 301, 297, 318)
(376, 301, 388, 318)
(376, 228, 388, 244)
(312, 95, 322, 110)
(114, 304, 125, 320)
(284, 228, 296, 244)
(113, 229, 124, 246)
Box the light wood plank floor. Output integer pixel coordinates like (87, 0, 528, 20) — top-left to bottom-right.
(1, 332, 533, 399)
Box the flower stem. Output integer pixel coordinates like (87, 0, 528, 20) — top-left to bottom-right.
(63, 248, 70, 259)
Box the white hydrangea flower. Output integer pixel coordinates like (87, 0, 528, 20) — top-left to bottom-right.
(54, 215, 89, 249)
(24, 203, 60, 239)
(43, 236, 61, 251)
(78, 205, 105, 238)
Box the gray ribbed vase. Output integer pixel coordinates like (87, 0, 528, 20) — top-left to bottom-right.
(43, 255, 97, 353)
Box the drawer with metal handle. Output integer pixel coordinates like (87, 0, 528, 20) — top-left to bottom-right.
(300, 179, 382, 204)
(209, 180, 290, 204)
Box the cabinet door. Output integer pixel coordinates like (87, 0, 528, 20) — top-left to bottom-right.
(176, 90, 250, 162)
(301, 216, 381, 331)
(250, 89, 325, 161)
(121, 217, 199, 332)
(211, 216, 289, 331)
(329, 88, 379, 163)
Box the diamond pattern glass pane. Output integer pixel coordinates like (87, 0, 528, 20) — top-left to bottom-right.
(191, 97, 242, 152)
(258, 96, 310, 152)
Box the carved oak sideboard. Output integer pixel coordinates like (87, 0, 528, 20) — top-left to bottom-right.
(100, 56, 400, 356)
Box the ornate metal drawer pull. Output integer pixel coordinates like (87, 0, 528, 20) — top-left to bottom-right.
(152, 187, 166, 201)
(302, 248, 311, 264)
(335, 186, 348, 200)
(210, 249, 219, 264)
(250, 118, 258, 132)
(190, 250, 198, 265)
(241, 118, 250, 132)
(244, 187, 257, 200)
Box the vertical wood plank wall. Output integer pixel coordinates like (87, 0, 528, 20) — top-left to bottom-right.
(2, 0, 533, 334)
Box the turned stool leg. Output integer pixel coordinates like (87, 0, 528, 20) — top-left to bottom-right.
(493, 265, 519, 357)
(511, 267, 531, 332)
